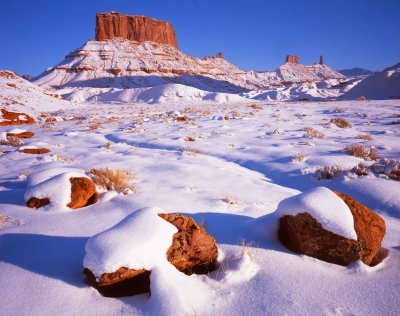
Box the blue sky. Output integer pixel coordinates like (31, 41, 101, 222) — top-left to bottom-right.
(1, 0, 399, 76)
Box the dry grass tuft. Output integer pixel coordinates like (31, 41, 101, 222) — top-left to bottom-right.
(89, 168, 137, 193)
(183, 147, 201, 157)
(315, 165, 341, 180)
(344, 143, 379, 161)
(303, 127, 325, 139)
(292, 152, 308, 163)
(357, 134, 374, 141)
(330, 117, 352, 128)
(0, 136, 23, 147)
(0, 213, 21, 228)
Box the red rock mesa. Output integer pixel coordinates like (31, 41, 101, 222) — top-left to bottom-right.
(95, 12, 178, 49)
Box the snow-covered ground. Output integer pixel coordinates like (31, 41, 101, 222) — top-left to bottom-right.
(0, 99, 399, 315)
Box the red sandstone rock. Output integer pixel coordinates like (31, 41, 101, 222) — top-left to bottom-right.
(67, 177, 98, 209)
(0, 70, 19, 79)
(278, 192, 386, 266)
(96, 12, 178, 49)
(0, 109, 35, 126)
(26, 197, 50, 208)
(286, 55, 300, 64)
(111, 68, 122, 75)
(159, 213, 219, 274)
(19, 148, 50, 154)
(84, 213, 218, 297)
(334, 191, 386, 265)
(6, 131, 35, 139)
(84, 267, 150, 297)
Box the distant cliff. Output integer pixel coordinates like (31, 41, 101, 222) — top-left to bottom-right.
(95, 12, 178, 49)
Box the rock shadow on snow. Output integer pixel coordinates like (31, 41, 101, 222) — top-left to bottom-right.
(0, 233, 88, 288)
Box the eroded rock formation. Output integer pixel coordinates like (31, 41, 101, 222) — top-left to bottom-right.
(286, 55, 300, 64)
(95, 12, 178, 49)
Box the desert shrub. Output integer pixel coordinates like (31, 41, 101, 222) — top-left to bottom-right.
(303, 127, 325, 139)
(330, 117, 352, 128)
(315, 165, 341, 180)
(352, 163, 370, 176)
(371, 158, 400, 181)
(357, 134, 374, 141)
(344, 143, 379, 161)
(0, 136, 23, 147)
(292, 152, 308, 163)
(89, 168, 136, 193)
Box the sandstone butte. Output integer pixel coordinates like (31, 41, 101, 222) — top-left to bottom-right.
(95, 12, 179, 49)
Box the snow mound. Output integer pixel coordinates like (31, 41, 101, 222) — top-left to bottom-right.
(343, 63, 400, 100)
(277, 187, 357, 240)
(83, 207, 177, 277)
(61, 84, 249, 104)
(24, 168, 88, 211)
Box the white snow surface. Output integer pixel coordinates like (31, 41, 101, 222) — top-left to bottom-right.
(0, 99, 400, 315)
(84, 207, 177, 277)
(277, 187, 357, 239)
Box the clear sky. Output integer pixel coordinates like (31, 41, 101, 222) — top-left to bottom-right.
(1, 0, 399, 76)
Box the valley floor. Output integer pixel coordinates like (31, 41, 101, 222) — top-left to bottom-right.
(0, 100, 399, 315)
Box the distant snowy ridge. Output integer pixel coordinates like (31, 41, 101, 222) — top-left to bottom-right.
(343, 63, 400, 100)
(32, 38, 345, 103)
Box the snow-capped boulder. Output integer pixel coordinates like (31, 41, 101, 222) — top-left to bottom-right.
(6, 128, 34, 138)
(25, 170, 98, 210)
(0, 109, 35, 126)
(277, 187, 385, 266)
(83, 209, 218, 297)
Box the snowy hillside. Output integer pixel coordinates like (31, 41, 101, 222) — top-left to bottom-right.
(0, 70, 68, 118)
(343, 63, 400, 100)
(33, 39, 346, 103)
(339, 68, 373, 77)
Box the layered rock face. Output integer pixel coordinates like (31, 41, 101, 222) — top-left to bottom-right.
(286, 55, 300, 64)
(95, 12, 178, 49)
